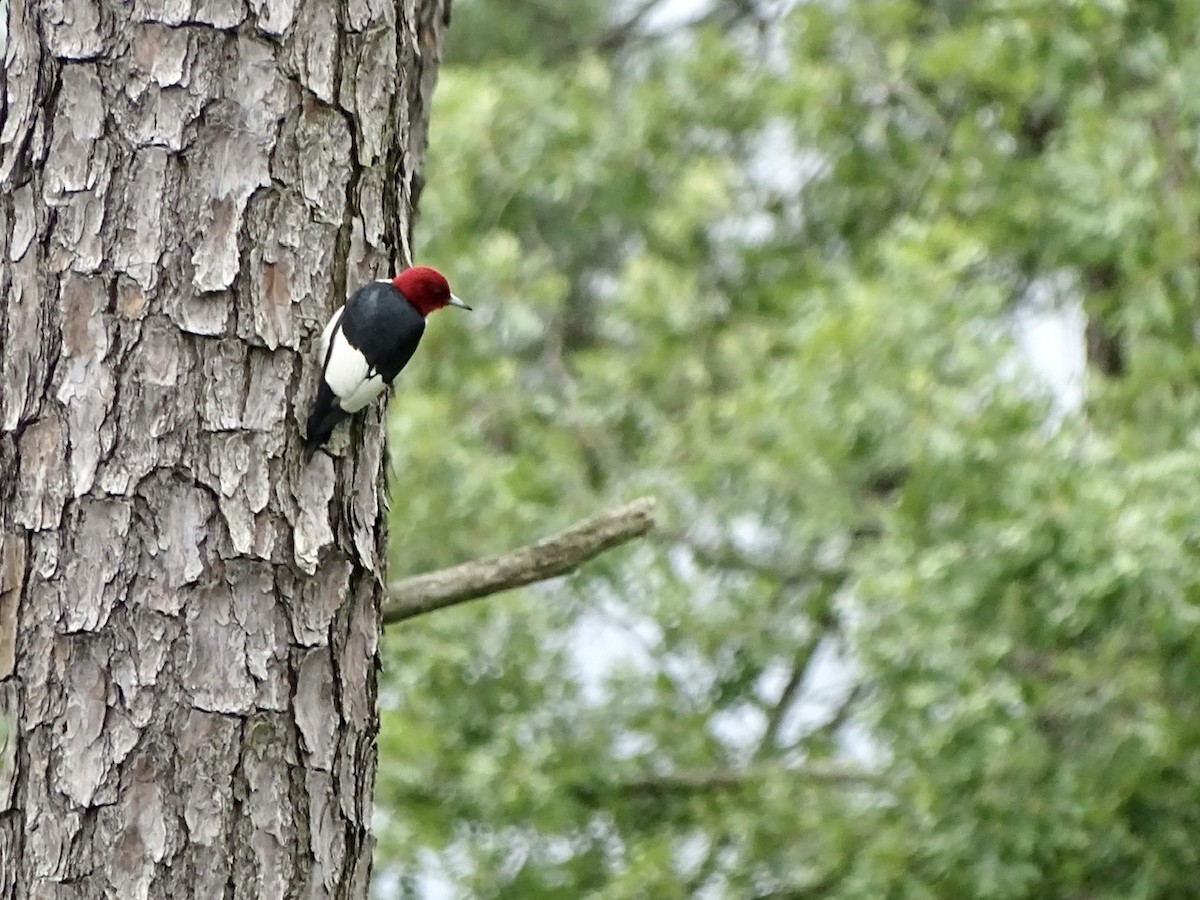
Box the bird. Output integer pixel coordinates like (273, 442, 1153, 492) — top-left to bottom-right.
(304, 265, 470, 460)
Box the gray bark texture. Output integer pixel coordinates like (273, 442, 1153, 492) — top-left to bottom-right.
(0, 0, 449, 895)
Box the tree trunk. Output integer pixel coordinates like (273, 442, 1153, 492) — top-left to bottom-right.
(0, 0, 449, 895)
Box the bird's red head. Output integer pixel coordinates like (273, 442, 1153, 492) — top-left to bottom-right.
(392, 265, 471, 317)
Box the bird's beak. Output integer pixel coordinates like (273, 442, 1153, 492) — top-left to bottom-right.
(448, 294, 472, 310)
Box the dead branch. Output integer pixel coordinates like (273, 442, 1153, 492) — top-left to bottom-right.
(382, 496, 657, 625)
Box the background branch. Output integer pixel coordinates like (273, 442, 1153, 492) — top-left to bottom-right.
(383, 496, 657, 625)
(569, 762, 884, 806)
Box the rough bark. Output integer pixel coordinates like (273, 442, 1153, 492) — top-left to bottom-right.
(0, 0, 449, 896)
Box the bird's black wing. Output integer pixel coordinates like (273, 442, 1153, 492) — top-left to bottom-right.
(304, 282, 426, 460)
(339, 281, 426, 383)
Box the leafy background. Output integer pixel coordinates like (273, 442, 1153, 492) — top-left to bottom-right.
(374, 1, 1200, 897)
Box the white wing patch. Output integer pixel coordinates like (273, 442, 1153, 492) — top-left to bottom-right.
(323, 311, 389, 413)
(319, 306, 345, 364)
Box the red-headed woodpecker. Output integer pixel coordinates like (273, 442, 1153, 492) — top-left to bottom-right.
(304, 265, 470, 460)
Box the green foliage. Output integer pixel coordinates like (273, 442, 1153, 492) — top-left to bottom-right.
(376, 0, 1200, 897)
(442, 0, 613, 67)
(856, 437, 1200, 899)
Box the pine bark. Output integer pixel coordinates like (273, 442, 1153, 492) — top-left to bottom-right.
(0, 0, 449, 895)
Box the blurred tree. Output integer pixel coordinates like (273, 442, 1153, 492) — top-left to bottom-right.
(375, 0, 1200, 898)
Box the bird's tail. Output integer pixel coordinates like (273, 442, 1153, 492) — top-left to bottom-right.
(304, 387, 348, 461)
(303, 413, 346, 461)
(302, 432, 324, 463)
